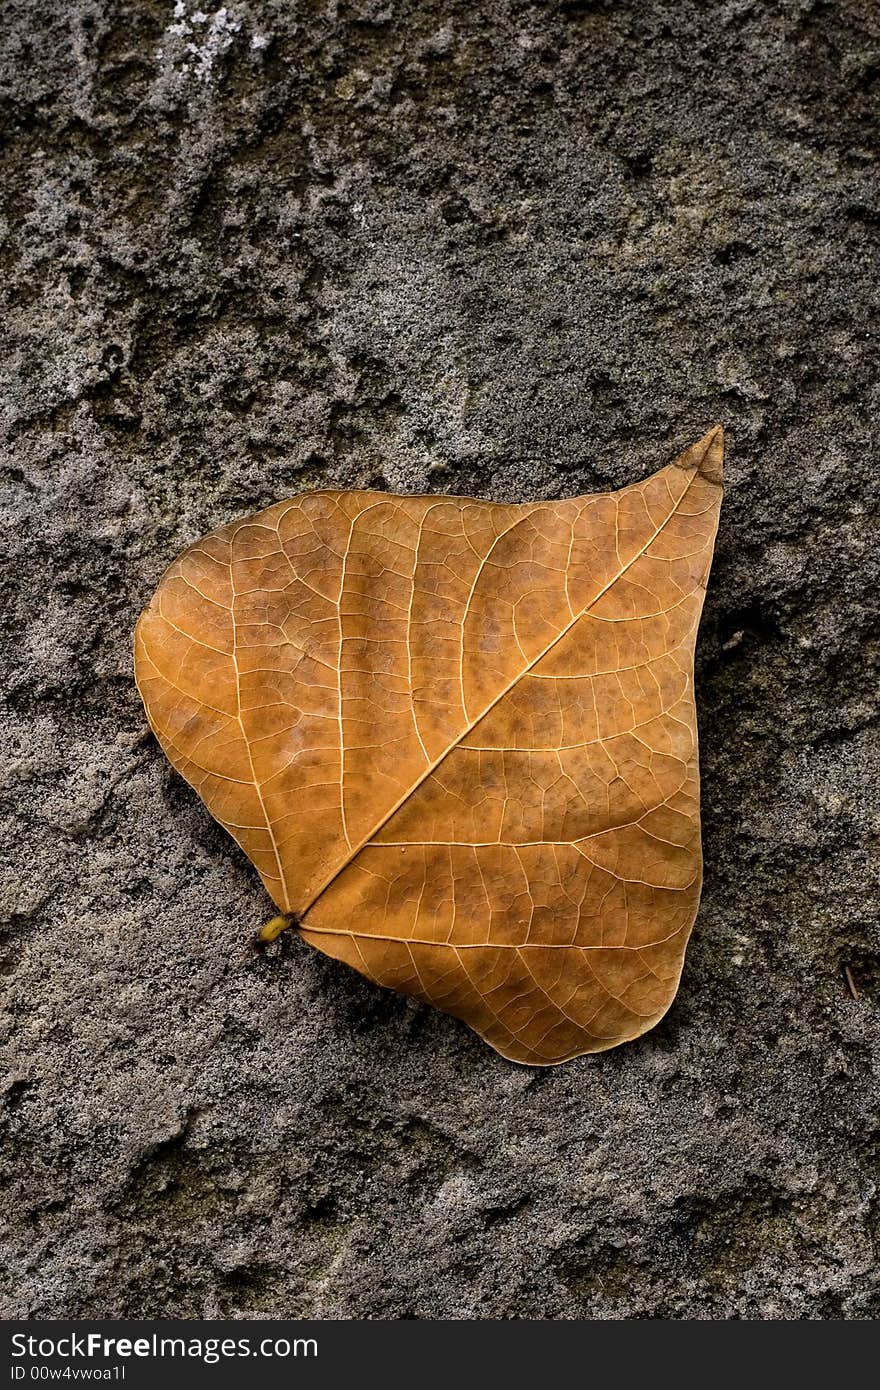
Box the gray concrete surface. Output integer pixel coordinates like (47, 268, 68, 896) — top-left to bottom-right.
(1, 0, 878, 1319)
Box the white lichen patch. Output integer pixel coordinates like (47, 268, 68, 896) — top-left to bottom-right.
(155, 2, 267, 86)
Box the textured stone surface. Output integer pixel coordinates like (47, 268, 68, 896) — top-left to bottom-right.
(1, 0, 878, 1320)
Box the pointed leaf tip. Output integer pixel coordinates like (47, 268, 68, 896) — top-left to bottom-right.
(671, 426, 724, 484)
(698, 424, 724, 486)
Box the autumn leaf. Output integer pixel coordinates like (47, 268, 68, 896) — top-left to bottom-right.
(134, 427, 723, 1065)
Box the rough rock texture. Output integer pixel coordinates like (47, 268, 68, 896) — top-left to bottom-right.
(1, 0, 878, 1320)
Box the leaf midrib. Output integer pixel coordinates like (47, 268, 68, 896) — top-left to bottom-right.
(295, 454, 705, 921)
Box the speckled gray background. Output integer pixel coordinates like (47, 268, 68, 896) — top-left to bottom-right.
(2, 0, 878, 1319)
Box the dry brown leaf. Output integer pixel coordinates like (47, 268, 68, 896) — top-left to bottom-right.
(135, 426, 723, 1065)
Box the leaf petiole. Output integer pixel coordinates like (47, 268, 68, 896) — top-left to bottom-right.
(258, 913, 296, 944)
